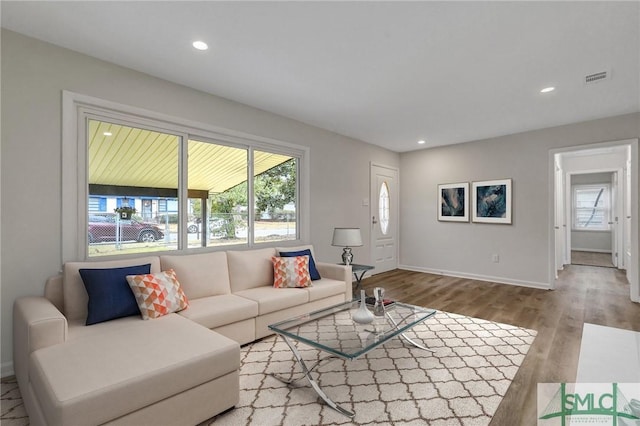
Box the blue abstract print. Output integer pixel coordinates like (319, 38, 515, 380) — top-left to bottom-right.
(476, 184, 507, 218)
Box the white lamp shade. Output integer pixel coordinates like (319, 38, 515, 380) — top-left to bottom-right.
(332, 228, 363, 247)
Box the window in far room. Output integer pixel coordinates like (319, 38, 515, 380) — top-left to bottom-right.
(572, 184, 611, 231)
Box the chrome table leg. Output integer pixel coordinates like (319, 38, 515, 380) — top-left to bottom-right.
(385, 312, 435, 353)
(272, 334, 355, 418)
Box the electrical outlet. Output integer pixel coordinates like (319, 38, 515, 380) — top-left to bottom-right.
(492, 254, 500, 263)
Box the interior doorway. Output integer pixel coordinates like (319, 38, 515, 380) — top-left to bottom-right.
(567, 170, 620, 269)
(550, 139, 638, 302)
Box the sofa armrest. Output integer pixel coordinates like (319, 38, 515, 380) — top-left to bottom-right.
(44, 274, 64, 313)
(13, 296, 68, 388)
(315, 262, 352, 301)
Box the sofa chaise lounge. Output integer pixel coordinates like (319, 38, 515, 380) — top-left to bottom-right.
(13, 245, 352, 425)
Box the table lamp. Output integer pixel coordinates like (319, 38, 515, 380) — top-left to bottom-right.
(332, 228, 363, 265)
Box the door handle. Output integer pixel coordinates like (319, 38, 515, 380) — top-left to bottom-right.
(372, 216, 378, 224)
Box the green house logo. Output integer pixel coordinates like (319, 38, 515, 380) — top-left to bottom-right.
(539, 383, 640, 425)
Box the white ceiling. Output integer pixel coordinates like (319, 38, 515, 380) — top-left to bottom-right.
(2, 1, 639, 152)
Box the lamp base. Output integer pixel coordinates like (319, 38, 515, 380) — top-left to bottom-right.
(342, 247, 353, 265)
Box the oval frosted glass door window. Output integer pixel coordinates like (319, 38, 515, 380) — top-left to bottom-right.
(379, 181, 390, 235)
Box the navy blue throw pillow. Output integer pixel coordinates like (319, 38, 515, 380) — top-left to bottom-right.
(279, 249, 321, 280)
(79, 264, 151, 325)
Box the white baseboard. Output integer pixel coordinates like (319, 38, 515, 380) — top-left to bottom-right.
(1, 361, 14, 379)
(571, 248, 612, 253)
(398, 264, 551, 290)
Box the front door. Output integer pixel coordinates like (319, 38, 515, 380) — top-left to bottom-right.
(370, 164, 398, 273)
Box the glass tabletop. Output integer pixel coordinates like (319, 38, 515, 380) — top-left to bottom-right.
(338, 263, 374, 272)
(268, 300, 436, 360)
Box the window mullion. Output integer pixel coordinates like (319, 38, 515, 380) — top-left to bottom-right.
(179, 133, 190, 250)
(248, 149, 255, 247)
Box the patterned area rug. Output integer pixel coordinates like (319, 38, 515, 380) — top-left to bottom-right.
(207, 311, 537, 425)
(1, 376, 27, 426)
(0, 311, 536, 426)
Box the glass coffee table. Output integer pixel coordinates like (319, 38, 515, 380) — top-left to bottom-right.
(268, 300, 437, 418)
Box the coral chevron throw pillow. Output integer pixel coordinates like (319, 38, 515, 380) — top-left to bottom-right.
(272, 256, 312, 288)
(126, 269, 189, 319)
(278, 249, 321, 281)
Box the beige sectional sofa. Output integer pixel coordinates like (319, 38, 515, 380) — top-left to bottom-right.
(13, 245, 352, 426)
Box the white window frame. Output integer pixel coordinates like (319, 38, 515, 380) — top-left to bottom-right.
(572, 183, 611, 232)
(62, 91, 310, 262)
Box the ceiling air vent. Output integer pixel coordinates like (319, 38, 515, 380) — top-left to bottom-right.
(585, 70, 610, 85)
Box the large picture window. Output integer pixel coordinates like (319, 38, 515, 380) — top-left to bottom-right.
(63, 92, 307, 260)
(572, 184, 611, 231)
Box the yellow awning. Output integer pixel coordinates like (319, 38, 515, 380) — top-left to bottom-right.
(88, 120, 291, 194)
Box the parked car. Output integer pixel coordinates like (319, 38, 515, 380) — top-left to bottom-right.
(88, 213, 164, 243)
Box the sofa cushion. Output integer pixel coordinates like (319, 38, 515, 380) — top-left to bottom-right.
(79, 264, 151, 325)
(63, 257, 161, 321)
(278, 248, 321, 280)
(234, 286, 309, 315)
(272, 256, 312, 288)
(305, 277, 349, 302)
(126, 269, 189, 319)
(178, 294, 258, 329)
(30, 314, 239, 426)
(66, 316, 142, 341)
(275, 244, 316, 259)
(160, 252, 230, 299)
(227, 248, 277, 292)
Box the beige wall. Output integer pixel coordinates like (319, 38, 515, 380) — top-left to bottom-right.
(399, 114, 639, 287)
(0, 30, 399, 373)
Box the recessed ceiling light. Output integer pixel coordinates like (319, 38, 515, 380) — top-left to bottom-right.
(103, 132, 112, 136)
(540, 86, 555, 93)
(192, 41, 208, 51)
(418, 140, 426, 145)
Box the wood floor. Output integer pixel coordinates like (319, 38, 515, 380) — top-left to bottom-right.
(360, 265, 640, 426)
(571, 250, 615, 268)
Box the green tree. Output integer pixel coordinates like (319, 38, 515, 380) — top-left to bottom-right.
(255, 159, 296, 219)
(210, 184, 247, 239)
(190, 199, 201, 219)
(209, 158, 296, 237)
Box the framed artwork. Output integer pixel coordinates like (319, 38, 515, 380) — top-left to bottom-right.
(472, 179, 512, 224)
(438, 182, 469, 222)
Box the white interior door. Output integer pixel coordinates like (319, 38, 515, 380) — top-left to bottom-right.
(370, 164, 398, 273)
(554, 158, 565, 275)
(564, 174, 573, 265)
(624, 161, 632, 270)
(611, 171, 619, 267)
